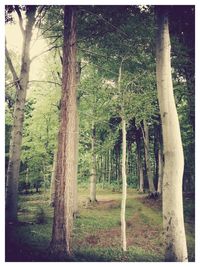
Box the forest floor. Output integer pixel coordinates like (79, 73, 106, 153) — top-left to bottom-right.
(5, 187, 195, 262)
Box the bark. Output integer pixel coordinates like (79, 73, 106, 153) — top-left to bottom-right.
(136, 130, 144, 193)
(6, 7, 36, 223)
(142, 120, 156, 193)
(89, 122, 97, 202)
(50, 6, 77, 256)
(121, 118, 127, 251)
(156, 7, 188, 262)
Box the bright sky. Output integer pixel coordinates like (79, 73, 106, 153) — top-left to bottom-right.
(5, 12, 47, 80)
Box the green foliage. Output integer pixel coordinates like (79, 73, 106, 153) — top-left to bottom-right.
(35, 206, 48, 224)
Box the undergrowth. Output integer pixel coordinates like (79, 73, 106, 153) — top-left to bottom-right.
(5, 188, 195, 262)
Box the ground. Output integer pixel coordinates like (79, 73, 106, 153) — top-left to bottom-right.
(5, 187, 195, 262)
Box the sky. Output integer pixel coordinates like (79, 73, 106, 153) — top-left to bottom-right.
(5, 12, 47, 81)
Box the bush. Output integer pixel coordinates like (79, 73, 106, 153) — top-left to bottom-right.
(35, 207, 47, 224)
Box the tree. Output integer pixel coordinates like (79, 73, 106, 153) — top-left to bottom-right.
(135, 128, 144, 192)
(6, 6, 37, 223)
(50, 6, 77, 256)
(142, 119, 156, 194)
(156, 6, 188, 261)
(89, 121, 97, 202)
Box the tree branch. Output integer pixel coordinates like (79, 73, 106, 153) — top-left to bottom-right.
(5, 42, 21, 90)
(28, 80, 61, 86)
(15, 6, 25, 35)
(30, 45, 62, 62)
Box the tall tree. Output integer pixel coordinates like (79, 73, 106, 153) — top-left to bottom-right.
(50, 6, 77, 256)
(156, 6, 188, 261)
(5, 6, 37, 223)
(118, 60, 127, 252)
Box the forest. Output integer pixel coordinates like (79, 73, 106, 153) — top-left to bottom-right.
(5, 4, 195, 262)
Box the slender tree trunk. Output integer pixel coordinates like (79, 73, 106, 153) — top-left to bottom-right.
(136, 131, 144, 193)
(50, 6, 77, 256)
(143, 120, 156, 193)
(25, 168, 29, 194)
(156, 7, 188, 261)
(50, 150, 57, 206)
(157, 145, 163, 194)
(5, 7, 36, 223)
(89, 122, 97, 202)
(108, 150, 111, 184)
(73, 109, 79, 216)
(121, 118, 127, 251)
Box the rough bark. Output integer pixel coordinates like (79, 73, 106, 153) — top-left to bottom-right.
(142, 120, 156, 193)
(50, 6, 77, 256)
(89, 122, 97, 202)
(121, 117, 127, 251)
(6, 7, 36, 223)
(156, 7, 188, 262)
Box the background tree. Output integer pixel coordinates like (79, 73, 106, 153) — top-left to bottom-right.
(6, 6, 37, 223)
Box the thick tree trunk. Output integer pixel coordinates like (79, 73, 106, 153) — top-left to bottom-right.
(121, 118, 127, 251)
(89, 122, 97, 202)
(6, 7, 36, 223)
(50, 6, 77, 256)
(136, 130, 144, 193)
(156, 7, 188, 262)
(143, 120, 156, 193)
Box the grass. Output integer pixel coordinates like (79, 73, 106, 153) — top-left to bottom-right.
(5, 187, 195, 262)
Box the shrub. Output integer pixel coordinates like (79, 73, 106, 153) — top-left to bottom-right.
(35, 206, 47, 224)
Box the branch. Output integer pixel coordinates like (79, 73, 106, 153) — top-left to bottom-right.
(5, 42, 21, 90)
(28, 80, 61, 86)
(15, 6, 25, 35)
(30, 45, 62, 62)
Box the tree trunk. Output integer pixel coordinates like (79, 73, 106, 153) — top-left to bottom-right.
(73, 109, 79, 217)
(50, 150, 57, 207)
(6, 7, 36, 223)
(136, 130, 144, 193)
(143, 120, 156, 193)
(89, 122, 97, 202)
(25, 168, 29, 194)
(157, 145, 163, 194)
(121, 118, 127, 251)
(50, 6, 77, 256)
(108, 150, 111, 184)
(156, 7, 188, 262)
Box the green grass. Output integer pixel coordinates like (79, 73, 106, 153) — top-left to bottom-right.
(6, 188, 195, 262)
